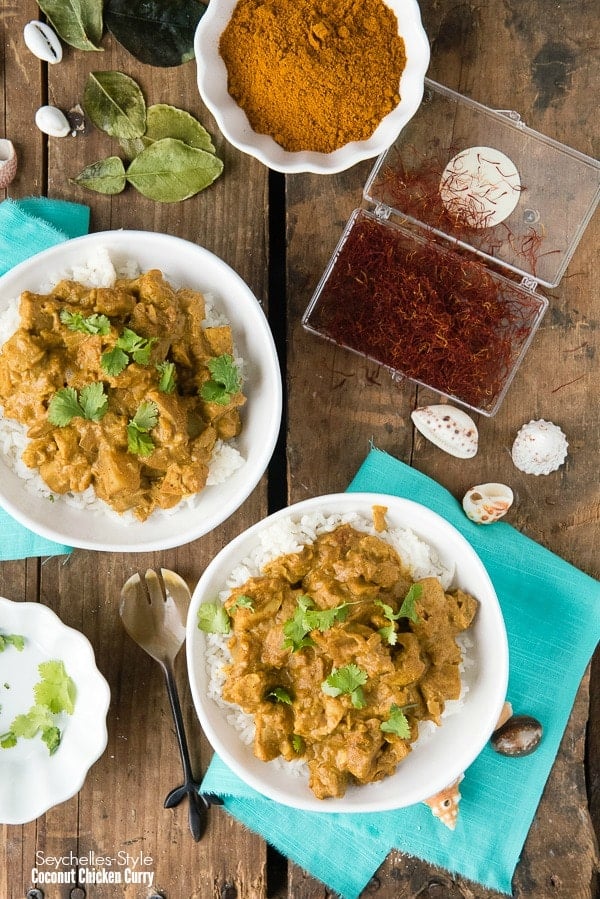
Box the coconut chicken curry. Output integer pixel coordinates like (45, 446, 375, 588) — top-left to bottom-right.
(0, 270, 245, 520)
(219, 521, 478, 800)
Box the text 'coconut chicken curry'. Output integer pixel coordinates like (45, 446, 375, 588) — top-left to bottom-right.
(201, 517, 478, 800)
(0, 270, 245, 520)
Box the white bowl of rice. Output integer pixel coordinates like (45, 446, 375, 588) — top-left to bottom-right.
(0, 231, 282, 552)
(186, 492, 508, 813)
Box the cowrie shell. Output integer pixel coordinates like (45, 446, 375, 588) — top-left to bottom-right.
(411, 405, 478, 458)
(23, 21, 63, 64)
(35, 105, 71, 138)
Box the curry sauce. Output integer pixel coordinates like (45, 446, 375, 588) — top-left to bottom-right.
(0, 269, 245, 521)
(221, 523, 478, 799)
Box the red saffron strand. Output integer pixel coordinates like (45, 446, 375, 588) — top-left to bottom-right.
(307, 213, 543, 412)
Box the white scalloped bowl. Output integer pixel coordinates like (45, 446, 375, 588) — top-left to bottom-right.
(194, 0, 430, 174)
(0, 597, 110, 824)
(0, 231, 282, 552)
(186, 492, 508, 812)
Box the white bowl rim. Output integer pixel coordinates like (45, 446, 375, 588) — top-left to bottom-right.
(194, 0, 431, 174)
(186, 491, 509, 812)
(0, 230, 282, 552)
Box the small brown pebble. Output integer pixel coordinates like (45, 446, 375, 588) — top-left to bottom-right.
(491, 714, 542, 757)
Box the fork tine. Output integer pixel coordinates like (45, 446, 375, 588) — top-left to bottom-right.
(143, 568, 166, 605)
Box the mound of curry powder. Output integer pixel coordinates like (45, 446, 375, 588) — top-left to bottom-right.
(219, 0, 407, 154)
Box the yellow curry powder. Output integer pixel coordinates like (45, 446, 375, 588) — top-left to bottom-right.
(219, 0, 407, 153)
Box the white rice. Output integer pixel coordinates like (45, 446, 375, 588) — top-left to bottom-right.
(0, 246, 245, 521)
(204, 511, 474, 778)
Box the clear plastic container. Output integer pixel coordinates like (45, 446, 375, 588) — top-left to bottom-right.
(303, 80, 600, 416)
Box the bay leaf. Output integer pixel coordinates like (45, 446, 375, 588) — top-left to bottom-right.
(37, 0, 103, 51)
(126, 138, 223, 202)
(71, 157, 127, 195)
(119, 104, 215, 160)
(104, 0, 207, 67)
(83, 71, 147, 140)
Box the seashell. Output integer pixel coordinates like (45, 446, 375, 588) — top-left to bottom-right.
(23, 20, 63, 64)
(493, 700, 514, 733)
(462, 483, 514, 524)
(411, 405, 478, 459)
(423, 774, 464, 829)
(35, 105, 71, 138)
(0, 139, 18, 188)
(491, 714, 542, 757)
(511, 419, 568, 475)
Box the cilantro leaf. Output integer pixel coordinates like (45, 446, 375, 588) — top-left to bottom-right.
(156, 360, 176, 393)
(266, 687, 293, 705)
(41, 725, 62, 755)
(101, 345, 129, 376)
(321, 664, 368, 708)
(375, 584, 423, 644)
(0, 633, 25, 652)
(229, 595, 255, 612)
(78, 382, 109, 421)
(48, 387, 83, 426)
(398, 583, 422, 623)
(200, 354, 241, 405)
(0, 731, 17, 749)
(292, 734, 305, 754)
(380, 704, 412, 739)
(34, 660, 76, 715)
(127, 401, 159, 457)
(282, 595, 352, 652)
(197, 602, 231, 635)
(60, 309, 110, 335)
(11, 704, 54, 738)
(117, 328, 156, 365)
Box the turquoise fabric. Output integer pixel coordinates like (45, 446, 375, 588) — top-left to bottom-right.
(0, 197, 89, 559)
(201, 447, 600, 898)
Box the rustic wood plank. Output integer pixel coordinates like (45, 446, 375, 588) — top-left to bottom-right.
(284, 0, 599, 896)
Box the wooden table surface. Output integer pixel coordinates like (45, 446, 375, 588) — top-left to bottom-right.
(1, 1, 599, 897)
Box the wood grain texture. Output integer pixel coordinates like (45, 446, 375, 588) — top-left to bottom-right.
(0, 0, 598, 897)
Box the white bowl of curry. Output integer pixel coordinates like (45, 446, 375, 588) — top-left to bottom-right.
(0, 231, 281, 551)
(194, 0, 430, 174)
(187, 493, 508, 812)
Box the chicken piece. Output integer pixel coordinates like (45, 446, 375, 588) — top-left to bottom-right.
(92, 442, 141, 503)
(254, 703, 294, 762)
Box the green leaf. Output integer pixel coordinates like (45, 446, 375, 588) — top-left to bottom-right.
(79, 382, 109, 421)
(200, 354, 241, 405)
(104, 0, 207, 67)
(83, 71, 147, 140)
(131, 401, 159, 432)
(38, 0, 103, 51)
(101, 346, 129, 376)
(127, 401, 159, 456)
(0, 633, 25, 652)
(292, 734, 305, 754)
(117, 328, 156, 365)
(398, 583, 422, 623)
(229, 594, 254, 612)
(321, 664, 368, 708)
(60, 309, 111, 335)
(197, 602, 231, 635)
(120, 104, 215, 160)
(375, 583, 422, 644)
(48, 387, 84, 426)
(41, 725, 62, 755)
(380, 704, 412, 739)
(156, 361, 177, 393)
(35, 661, 76, 715)
(0, 731, 17, 749)
(72, 157, 127, 195)
(126, 138, 223, 203)
(266, 687, 292, 705)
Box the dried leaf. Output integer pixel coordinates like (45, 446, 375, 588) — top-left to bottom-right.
(126, 138, 223, 202)
(37, 0, 103, 51)
(119, 104, 215, 160)
(104, 0, 207, 67)
(83, 71, 146, 140)
(72, 157, 127, 195)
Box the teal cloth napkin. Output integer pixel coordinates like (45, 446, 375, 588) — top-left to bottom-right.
(201, 447, 600, 898)
(0, 197, 89, 559)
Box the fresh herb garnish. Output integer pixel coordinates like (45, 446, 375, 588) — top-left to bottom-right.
(48, 382, 109, 426)
(229, 595, 254, 612)
(376, 584, 422, 644)
(0, 633, 25, 653)
(380, 704, 415, 739)
(197, 602, 231, 635)
(60, 308, 111, 335)
(101, 327, 157, 375)
(321, 664, 368, 709)
(292, 734, 305, 754)
(200, 354, 241, 405)
(0, 660, 76, 756)
(126, 400, 158, 456)
(156, 360, 176, 393)
(282, 595, 351, 652)
(266, 687, 292, 705)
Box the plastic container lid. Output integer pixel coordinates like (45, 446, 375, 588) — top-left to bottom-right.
(364, 79, 600, 288)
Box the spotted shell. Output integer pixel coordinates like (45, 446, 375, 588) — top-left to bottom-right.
(423, 774, 464, 829)
(511, 419, 568, 475)
(462, 483, 514, 524)
(411, 405, 478, 459)
(0, 139, 17, 188)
